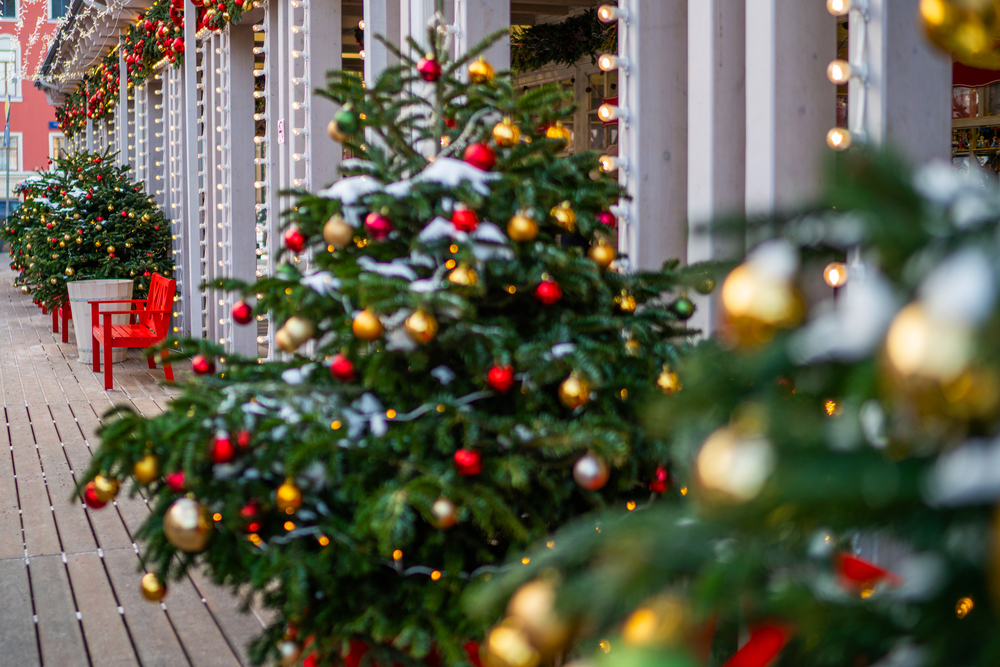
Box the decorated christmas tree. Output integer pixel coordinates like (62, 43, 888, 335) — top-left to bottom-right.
(80, 18, 705, 667)
(472, 152, 1000, 667)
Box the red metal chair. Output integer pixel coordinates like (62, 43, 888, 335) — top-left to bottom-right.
(51, 300, 72, 343)
(91, 273, 176, 390)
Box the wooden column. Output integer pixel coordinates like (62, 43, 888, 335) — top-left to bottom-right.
(183, 0, 202, 339)
(118, 46, 127, 168)
(363, 0, 400, 83)
(745, 0, 835, 216)
(457, 0, 509, 69)
(306, 0, 341, 188)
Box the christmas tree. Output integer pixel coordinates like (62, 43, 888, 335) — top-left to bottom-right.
(472, 152, 1000, 667)
(6, 149, 174, 311)
(80, 18, 704, 667)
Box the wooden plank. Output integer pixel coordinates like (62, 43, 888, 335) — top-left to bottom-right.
(66, 552, 141, 667)
(0, 424, 24, 560)
(0, 558, 41, 666)
(163, 572, 242, 667)
(30, 555, 89, 667)
(8, 408, 62, 557)
(188, 568, 262, 666)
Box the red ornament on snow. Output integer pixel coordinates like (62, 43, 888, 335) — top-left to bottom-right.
(84, 482, 107, 509)
(452, 206, 479, 233)
(417, 55, 442, 82)
(463, 143, 496, 171)
(284, 226, 306, 253)
(596, 210, 616, 227)
(210, 432, 235, 463)
(232, 300, 253, 324)
(723, 625, 790, 667)
(165, 471, 186, 492)
(487, 365, 514, 393)
(330, 353, 355, 382)
(454, 449, 482, 476)
(364, 212, 392, 240)
(649, 465, 669, 493)
(534, 280, 563, 305)
(837, 553, 903, 589)
(235, 430, 251, 448)
(191, 354, 215, 375)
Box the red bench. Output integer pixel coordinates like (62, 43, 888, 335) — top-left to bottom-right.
(51, 301, 72, 344)
(91, 273, 176, 390)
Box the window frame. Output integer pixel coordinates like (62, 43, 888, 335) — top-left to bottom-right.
(48, 0, 70, 21)
(0, 0, 16, 22)
(48, 131, 65, 165)
(0, 34, 21, 100)
(0, 130, 23, 172)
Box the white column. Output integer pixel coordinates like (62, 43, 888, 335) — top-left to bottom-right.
(306, 0, 341, 188)
(363, 0, 400, 83)
(745, 0, 835, 216)
(118, 47, 127, 168)
(620, 0, 688, 271)
(183, 0, 202, 340)
(457, 0, 509, 69)
(687, 0, 745, 333)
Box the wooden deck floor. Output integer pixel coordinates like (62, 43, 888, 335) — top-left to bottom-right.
(0, 266, 267, 667)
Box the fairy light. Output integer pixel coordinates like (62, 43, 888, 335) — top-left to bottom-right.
(826, 0, 870, 151)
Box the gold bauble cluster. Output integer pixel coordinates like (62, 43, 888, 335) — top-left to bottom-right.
(275, 316, 315, 352)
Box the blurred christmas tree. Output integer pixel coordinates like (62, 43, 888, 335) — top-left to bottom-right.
(471, 152, 1000, 667)
(81, 12, 705, 667)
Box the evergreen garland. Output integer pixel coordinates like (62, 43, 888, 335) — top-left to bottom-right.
(510, 10, 616, 73)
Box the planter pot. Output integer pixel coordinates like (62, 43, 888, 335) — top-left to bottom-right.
(67, 279, 134, 364)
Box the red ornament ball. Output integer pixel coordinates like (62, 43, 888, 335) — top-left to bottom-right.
(417, 55, 442, 82)
(284, 226, 306, 253)
(454, 449, 482, 476)
(232, 300, 253, 325)
(330, 353, 355, 382)
(83, 482, 107, 509)
(487, 365, 515, 393)
(191, 354, 215, 375)
(463, 143, 496, 171)
(596, 210, 616, 227)
(534, 280, 563, 305)
(649, 465, 669, 494)
(210, 433, 235, 463)
(364, 212, 392, 241)
(165, 471, 186, 492)
(235, 430, 251, 448)
(452, 207, 479, 233)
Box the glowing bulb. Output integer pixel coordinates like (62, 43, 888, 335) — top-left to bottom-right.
(597, 3, 628, 22)
(597, 103, 626, 122)
(823, 261, 847, 288)
(826, 0, 852, 16)
(827, 59, 851, 84)
(599, 155, 627, 172)
(597, 53, 627, 72)
(826, 127, 852, 151)
(358, 19, 365, 30)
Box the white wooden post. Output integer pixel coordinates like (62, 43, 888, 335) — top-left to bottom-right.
(118, 46, 127, 167)
(456, 0, 509, 70)
(745, 0, 835, 216)
(687, 0, 745, 333)
(619, 0, 688, 271)
(183, 0, 202, 339)
(363, 0, 400, 83)
(306, 0, 341, 189)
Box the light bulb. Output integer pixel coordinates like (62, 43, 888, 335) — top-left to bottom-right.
(826, 0, 852, 16)
(358, 19, 365, 30)
(597, 53, 627, 72)
(597, 4, 628, 22)
(823, 261, 848, 288)
(597, 103, 627, 122)
(827, 59, 854, 84)
(360, 49, 365, 59)
(826, 127, 852, 151)
(599, 155, 627, 172)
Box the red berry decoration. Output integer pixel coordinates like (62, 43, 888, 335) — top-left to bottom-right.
(191, 354, 215, 375)
(232, 300, 253, 325)
(463, 143, 496, 171)
(454, 449, 482, 476)
(235, 430, 251, 448)
(330, 353, 355, 382)
(487, 365, 515, 393)
(210, 432, 235, 463)
(364, 212, 392, 241)
(417, 55, 442, 82)
(284, 226, 306, 253)
(649, 465, 669, 494)
(83, 482, 107, 509)
(451, 206, 479, 233)
(534, 280, 563, 305)
(596, 210, 616, 227)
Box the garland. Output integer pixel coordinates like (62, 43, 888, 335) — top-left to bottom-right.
(511, 9, 615, 73)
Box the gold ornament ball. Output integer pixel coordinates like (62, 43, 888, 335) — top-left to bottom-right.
(469, 56, 495, 83)
(283, 316, 316, 347)
(63, 234, 70, 241)
(484, 623, 540, 667)
(19, 286, 29, 295)
(615, 291, 637, 313)
(656, 367, 682, 394)
(588, 242, 616, 269)
(163, 497, 213, 553)
(507, 213, 539, 243)
(572, 454, 610, 491)
(59, 241, 66, 248)
(448, 264, 479, 287)
(50, 278, 58, 285)
(75, 237, 82, 244)
(506, 579, 571, 655)
(549, 202, 576, 232)
(141, 572, 167, 602)
(274, 328, 297, 353)
(327, 118, 348, 142)
(405, 310, 439, 344)
(493, 118, 522, 147)
(430, 497, 457, 529)
(95, 224, 102, 231)
(323, 214, 354, 248)
(545, 122, 572, 144)
(277, 640, 302, 667)
(107, 246, 116, 254)
(621, 596, 688, 647)
(276, 478, 303, 514)
(133, 454, 160, 485)
(558, 374, 590, 410)
(65, 267, 75, 276)
(93, 474, 120, 502)
(352, 309, 384, 340)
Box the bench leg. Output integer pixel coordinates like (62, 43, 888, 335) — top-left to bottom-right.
(147, 355, 156, 370)
(93, 334, 100, 373)
(61, 309, 69, 344)
(161, 348, 174, 382)
(52, 308, 58, 333)
(104, 332, 113, 391)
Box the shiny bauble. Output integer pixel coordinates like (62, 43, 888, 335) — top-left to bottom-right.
(468, 56, 495, 83)
(558, 373, 590, 409)
(364, 211, 392, 241)
(549, 201, 576, 232)
(405, 310, 439, 344)
(232, 300, 253, 325)
(507, 213, 539, 242)
(277, 640, 302, 666)
(141, 572, 167, 602)
(448, 264, 478, 287)
(493, 118, 522, 147)
(326, 118, 349, 142)
(483, 624, 540, 667)
(328, 104, 360, 142)
(596, 210, 616, 227)
(671, 296, 695, 320)
(352, 309, 384, 340)
(133, 454, 159, 484)
(19, 286, 28, 295)
(885, 303, 973, 383)
(487, 365, 515, 392)
(649, 465, 669, 494)
(506, 579, 571, 656)
(163, 497, 213, 552)
(417, 54, 442, 82)
(83, 482, 107, 509)
(322, 214, 354, 248)
(572, 454, 610, 491)
(720, 263, 802, 346)
(920, 0, 1000, 69)
(274, 329, 297, 353)
(454, 448, 482, 476)
(587, 241, 616, 269)
(452, 206, 479, 233)
(464, 142, 496, 170)
(165, 471, 186, 492)
(282, 316, 316, 348)
(209, 432, 235, 463)
(50, 278, 58, 285)
(107, 245, 115, 254)
(276, 478, 303, 513)
(283, 226, 306, 253)
(430, 497, 457, 529)
(235, 430, 252, 448)
(65, 267, 75, 276)
(191, 354, 215, 375)
(545, 122, 571, 144)
(656, 367, 682, 394)
(696, 426, 775, 503)
(330, 353, 355, 382)
(614, 290, 637, 313)
(93, 474, 120, 502)
(534, 280, 563, 305)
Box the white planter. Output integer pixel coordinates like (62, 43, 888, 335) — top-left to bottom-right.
(67, 279, 135, 364)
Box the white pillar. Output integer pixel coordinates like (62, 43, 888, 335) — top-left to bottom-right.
(457, 0, 509, 70)
(118, 47, 127, 167)
(745, 0, 835, 216)
(183, 0, 202, 340)
(306, 0, 341, 188)
(620, 0, 688, 271)
(363, 0, 400, 83)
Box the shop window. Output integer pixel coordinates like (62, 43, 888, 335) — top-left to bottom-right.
(0, 36, 18, 98)
(0, 0, 15, 19)
(0, 133, 20, 171)
(50, 0, 70, 19)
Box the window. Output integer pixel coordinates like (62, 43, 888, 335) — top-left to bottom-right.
(0, 133, 20, 171)
(0, 36, 18, 99)
(49, 132, 66, 163)
(0, 0, 15, 19)
(50, 0, 69, 19)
